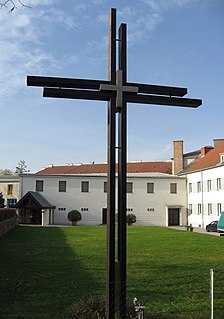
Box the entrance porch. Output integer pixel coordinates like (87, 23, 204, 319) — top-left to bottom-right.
(15, 191, 55, 226)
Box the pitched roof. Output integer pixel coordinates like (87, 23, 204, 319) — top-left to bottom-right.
(15, 191, 55, 209)
(179, 144, 224, 175)
(36, 161, 172, 175)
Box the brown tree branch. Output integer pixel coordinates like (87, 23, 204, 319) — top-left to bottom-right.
(0, 0, 31, 12)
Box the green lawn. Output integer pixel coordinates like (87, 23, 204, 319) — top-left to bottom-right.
(0, 226, 224, 318)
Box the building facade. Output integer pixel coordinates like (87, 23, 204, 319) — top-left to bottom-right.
(0, 176, 20, 208)
(175, 139, 224, 228)
(17, 162, 187, 227)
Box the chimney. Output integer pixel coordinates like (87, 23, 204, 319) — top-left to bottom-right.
(213, 139, 224, 148)
(173, 140, 184, 175)
(200, 146, 213, 157)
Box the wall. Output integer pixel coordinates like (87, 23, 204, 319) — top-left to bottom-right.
(0, 177, 20, 207)
(21, 173, 187, 227)
(187, 166, 224, 228)
(0, 214, 17, 237)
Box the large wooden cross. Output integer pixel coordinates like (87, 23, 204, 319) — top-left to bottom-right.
(27, 8, 202, 319)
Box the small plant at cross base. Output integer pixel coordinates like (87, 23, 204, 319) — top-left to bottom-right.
(67, 210, 82, 226)
(126, 213, 136, 226)
(67, 296, 137, 319)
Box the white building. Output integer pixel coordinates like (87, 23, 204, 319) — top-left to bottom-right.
(16, 162, 187, 227)
(174, 139, 224, 228)
(0, 176, 20, 207)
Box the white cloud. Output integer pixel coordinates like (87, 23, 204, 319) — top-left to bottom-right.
(0, 3, 79, 97)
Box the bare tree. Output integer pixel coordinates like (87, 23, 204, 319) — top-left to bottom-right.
(0, 168, 14, 175)
(0, 0, 31, 12)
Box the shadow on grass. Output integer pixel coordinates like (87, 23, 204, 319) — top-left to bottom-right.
(0, 226, 106, 318)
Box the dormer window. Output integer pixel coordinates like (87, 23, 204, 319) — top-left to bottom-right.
(220, 153, 224, 162)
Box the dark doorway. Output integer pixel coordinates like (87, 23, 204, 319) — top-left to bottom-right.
(102, 208, 107, 225)
(168, 208, 180, 226)
(19, 207, 41, 225)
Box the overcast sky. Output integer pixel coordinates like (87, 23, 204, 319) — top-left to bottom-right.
(0, 0, 223, 172)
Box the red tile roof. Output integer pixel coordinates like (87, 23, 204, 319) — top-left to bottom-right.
(36, 161, 172, 175)
(180, 144, 224, 174)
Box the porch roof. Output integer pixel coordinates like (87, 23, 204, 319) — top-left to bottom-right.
(15, 191, 55, 209)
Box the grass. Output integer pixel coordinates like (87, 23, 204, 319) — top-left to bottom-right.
(0, 226, 224, 318)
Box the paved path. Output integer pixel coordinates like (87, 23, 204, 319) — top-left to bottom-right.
(169, 226, 221, 236)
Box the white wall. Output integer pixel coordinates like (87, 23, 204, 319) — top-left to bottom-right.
(21, 173, 186, 226)
(187, 166, 224, 228)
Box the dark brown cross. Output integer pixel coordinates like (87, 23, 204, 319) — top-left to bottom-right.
(27, 8, 202, 319)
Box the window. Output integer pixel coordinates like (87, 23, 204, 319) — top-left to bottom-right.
(81, 181, 89, 192)
(58, 207, 66, 211)
(188, 204, 192, 215)
(217, 178, 221, 191)
(207, 180, 211, 192)
(198, 204, 202, 215)
(170, 183, 177, 194)
(197, 182, 201, 193)
(7, 184, 13, 195)
(59, 181, 66, 192)
(104, 182, 107, 193)
(36, 180, 44, 192)
(147, 183, 154, 193)
(208, 203, 212, 215)
(81, 207, 89, 211)
(7, 198, 17, 207)
(127, 182, 133, 193)
(189, 183, 192, 193)
(218, 203, 222, 216)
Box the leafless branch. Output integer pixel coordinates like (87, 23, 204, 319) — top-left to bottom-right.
(0, 0, 31, 12)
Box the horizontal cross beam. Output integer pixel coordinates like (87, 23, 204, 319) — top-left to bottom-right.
(43, 87, 201, 108)
(27, 75, 188, 97)
(43, 87, 113, 101)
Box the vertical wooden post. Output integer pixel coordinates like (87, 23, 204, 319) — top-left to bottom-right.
(210, 269, 214, 319)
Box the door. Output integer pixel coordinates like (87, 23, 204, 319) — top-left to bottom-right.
(102, 208, 107, 225)
(168, 208, 180, 226)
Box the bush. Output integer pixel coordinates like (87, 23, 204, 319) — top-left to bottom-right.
(67, 296, 136, 319)
(126, 213, 136, 224)
(67, 296, 105, 319)
(0, 208, 16, 222)
(67, 210, 82, 222)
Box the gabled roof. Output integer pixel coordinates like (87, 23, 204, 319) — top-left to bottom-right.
(178, 144, 224, 175)
(36, 161, 172, 175)
(15, 191, 55, 209)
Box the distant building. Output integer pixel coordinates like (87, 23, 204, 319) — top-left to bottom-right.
(174, 139, 224, 228)
(0, 176, 20, 208)
(16, 161, 187, 227)
(12, 139, 224, 229)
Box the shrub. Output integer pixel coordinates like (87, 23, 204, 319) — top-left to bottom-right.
(67, 210, 82, 222)
(126, 213, 136, 224)
(67, 296, 105, 319)
(67, 296, 136, 319)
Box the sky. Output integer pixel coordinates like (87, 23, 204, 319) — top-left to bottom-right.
(0, 0, 223, 173)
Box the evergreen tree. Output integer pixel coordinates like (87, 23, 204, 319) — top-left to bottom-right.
(15, 160, 29, 174)
(0, 192, 5, 208)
